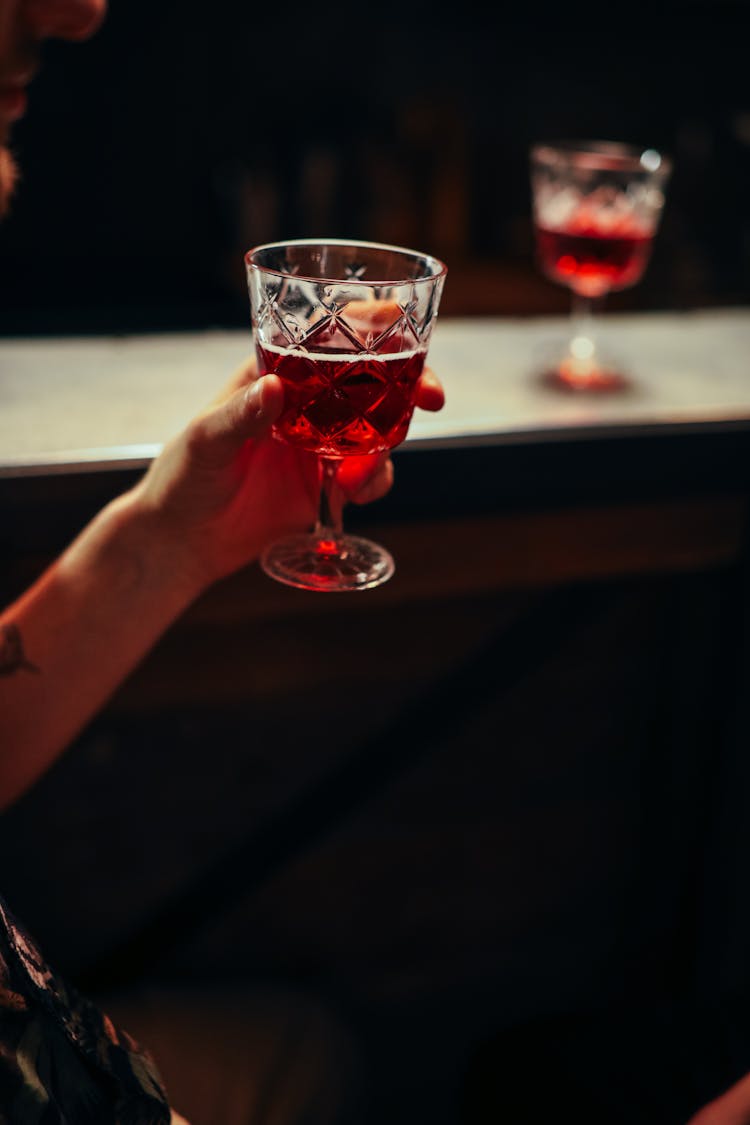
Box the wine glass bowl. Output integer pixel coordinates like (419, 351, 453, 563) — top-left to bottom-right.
(530, 140, 672, 390)
(245, 238, 447, 592)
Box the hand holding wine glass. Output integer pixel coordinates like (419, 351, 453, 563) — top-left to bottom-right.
(245, 238, 448, 592)
(530, 140, 672, 391)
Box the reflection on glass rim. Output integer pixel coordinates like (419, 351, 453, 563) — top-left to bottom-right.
(245, 237, 449, 286)
(531, 140, 672, 176)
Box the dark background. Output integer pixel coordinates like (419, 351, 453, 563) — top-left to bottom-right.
(0, 0, 749, 334)
(3, 5, 750, 1124)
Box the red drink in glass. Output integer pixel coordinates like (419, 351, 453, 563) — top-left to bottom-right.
(534, 218, 654, 297)
(256, 341, 427, 457)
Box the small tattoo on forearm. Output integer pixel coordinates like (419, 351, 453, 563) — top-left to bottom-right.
(0, 624, 40, 676)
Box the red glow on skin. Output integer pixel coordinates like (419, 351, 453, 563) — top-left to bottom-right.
(0, 86, 27, 123)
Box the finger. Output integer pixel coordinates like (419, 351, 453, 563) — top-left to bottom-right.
(343, 298, 402, 330)
(335, 453, 385, 499)
(415, 365, 445, 412)
(186, 374, 283, 469)
(337, 454, 394, 505)
(350, 457, 394, 505)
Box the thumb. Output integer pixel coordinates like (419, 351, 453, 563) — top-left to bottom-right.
(186, 374, 283, 468)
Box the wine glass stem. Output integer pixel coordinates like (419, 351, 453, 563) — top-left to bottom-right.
(571, 293, 594, 348)
(315, 457, 343, 543)
(568, 292, 609, 373)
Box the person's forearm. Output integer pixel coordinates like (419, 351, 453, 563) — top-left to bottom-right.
(0, 487, 204, 810)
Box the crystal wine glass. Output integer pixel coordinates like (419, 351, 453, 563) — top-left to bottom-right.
(530, 140, 672, 390)
(245, 238, 447, 592)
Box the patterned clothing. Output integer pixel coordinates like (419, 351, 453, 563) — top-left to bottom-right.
(0, 896, 170, 1125)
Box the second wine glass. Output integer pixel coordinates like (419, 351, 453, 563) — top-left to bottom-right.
(245, 238, 447, 592)
(530, 140, 672, 390)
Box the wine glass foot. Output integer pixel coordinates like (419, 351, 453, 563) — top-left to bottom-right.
(541, 353, 631, 394)
(261, 533, 395, 592)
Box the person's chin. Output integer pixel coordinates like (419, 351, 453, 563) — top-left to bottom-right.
(0, 144, 18, 219)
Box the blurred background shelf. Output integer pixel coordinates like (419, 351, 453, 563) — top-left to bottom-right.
(1, 1, 748, 335)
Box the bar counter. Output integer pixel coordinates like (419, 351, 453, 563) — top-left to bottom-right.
(1, 307, 749, 474)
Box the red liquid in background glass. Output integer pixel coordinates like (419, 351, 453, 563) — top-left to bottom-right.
(535, 220, 654, 295)
(256, 343, 427, 457)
